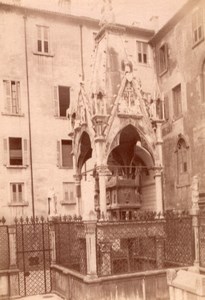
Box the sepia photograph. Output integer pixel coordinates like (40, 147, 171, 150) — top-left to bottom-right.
(0, 0, 204, 299)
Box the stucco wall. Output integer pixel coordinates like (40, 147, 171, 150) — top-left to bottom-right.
(153, 0, 205, 210)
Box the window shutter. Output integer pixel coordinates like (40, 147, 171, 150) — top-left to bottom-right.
(3, 138, 8, 166)
(54, 86, 59, 116)
(164, 96, 169, 121)
(164, 43, 168, 71)
(16, 82, 20, 114)
(57, 140, 61, 167)
(4, 81, 11, 113)
(23, 139, 28, 166)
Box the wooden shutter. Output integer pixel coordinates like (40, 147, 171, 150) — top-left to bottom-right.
(164, 96, 169, 121)
(57, 140, 61, 167)
(23, 139, 28, 166)
(3, 81, 11, 113)
(3, 138, 8, 166)
(54, 86, 59, 116)
(43, 27, 49, 53)
(37, 26, 42, 52)
(16, 81, 20, 114)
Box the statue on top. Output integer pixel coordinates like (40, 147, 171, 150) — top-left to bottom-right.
(100, 0, 115, 26)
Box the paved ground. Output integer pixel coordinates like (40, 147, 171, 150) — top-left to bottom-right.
(20, 294, 64, 300)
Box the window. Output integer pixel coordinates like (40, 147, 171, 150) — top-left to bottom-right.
(54, 86, 70, 117)
(164, 96, 169, 121)
(37, 25, 49, 54)
(173, 84, 182, 119)
(192, 8, 204, 46)
(57, 140, 73, 168)
(159, 44, 168, 75)
(3, 137, 28, 167)
(3, 80, 20, 114)
(176, 138, 189, 186)
(63, 182, 75, 203)
(9, 138, 22, 165)
(10, 183, 24, 203)
(137, 41, 148, 64)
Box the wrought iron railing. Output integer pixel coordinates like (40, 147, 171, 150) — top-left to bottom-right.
(0, 217, 9, 270)
(53, 215, 87, 275)
(96, 211, 194, 276)
(164, 211, 194, 267)
(14, 216, 51, 296)
(0, 211, 195, 278)
(96, 217, 165, 276)
(199, 212, 205, 268)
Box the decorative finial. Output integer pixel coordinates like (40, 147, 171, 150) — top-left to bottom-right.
(100, 0, 115, 26)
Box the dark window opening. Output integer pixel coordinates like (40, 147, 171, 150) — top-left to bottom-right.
(176, 138, 189, 185)
(37, 40, 42, 52)
(59, 86, 70, 117)
(61, 140, 73, 168)
(44, 41, 48, 53)
(173, 84, 182, 118)
(9, 137, 22, 165)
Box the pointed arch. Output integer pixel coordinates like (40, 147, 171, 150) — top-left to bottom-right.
(77, 131, 92, 171)
(107, 125, 154, 172)
(175, 134, 190, 186)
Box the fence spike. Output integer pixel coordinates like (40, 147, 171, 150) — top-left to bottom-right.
(1, 216, 6, 224)
(62, 215, 67, 222)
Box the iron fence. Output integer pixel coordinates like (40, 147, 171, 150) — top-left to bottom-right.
(0, 218, 9, 270)
(15, 216, 51, 296)
(164, 211, 194, 267)
(199, 212, 205, 268)
(96, 217, 165, 276)
(96, 211, 194, 276)
(53, 216, 87, 275)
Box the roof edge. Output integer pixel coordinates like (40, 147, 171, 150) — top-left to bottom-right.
(0, 1, 155, 35)
(149, 0, 200, 46)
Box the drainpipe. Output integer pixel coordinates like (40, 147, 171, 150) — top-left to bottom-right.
(80, 24, 85, 81)
(23, 15, 35, 218)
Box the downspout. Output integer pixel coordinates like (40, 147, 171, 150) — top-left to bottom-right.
(23, 15, 35, 218)
(80, 24, 85, 81)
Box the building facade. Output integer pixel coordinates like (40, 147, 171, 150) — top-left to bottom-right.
(150, 0, 205, 211)
(1, 0, 203, 222)
(0, 1, 156, 222)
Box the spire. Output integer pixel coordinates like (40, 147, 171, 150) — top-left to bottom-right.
(100, 0, 115, 26)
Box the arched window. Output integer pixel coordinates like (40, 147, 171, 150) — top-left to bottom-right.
(176, 137, 189, 186)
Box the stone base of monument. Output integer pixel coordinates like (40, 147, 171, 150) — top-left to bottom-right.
(167, 267, 205, 299)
